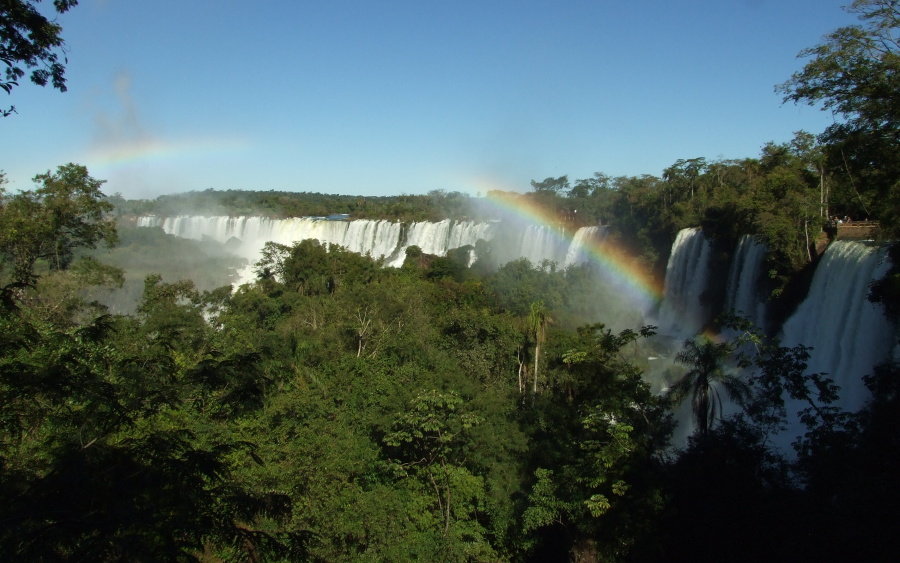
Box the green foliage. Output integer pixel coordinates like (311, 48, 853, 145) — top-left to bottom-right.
(255, 238, 381, 296)
(487, 258, 565, 316)
(778, 0, 900, 234)
(0, 163, 117, 285)
(667, 337, 751, 435)
(521, 324, 672, 559)
(87, 224, 245, 315)
(656, 317, 899, 562)
(1, 0, 78, 117)
(655, 416, 797, 562)
(11, 256, 123, 327)
(384, 390, 482, 462)
(868, 241, 900, 321)
(530, 175, 570, 195)
(113, 188, 476, 223)
(383, 390, 487, 543)
(0, 308, 306, 560)
(4, 6, 899, 549)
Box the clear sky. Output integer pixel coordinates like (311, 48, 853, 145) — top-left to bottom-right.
(2, 0, 857, 199)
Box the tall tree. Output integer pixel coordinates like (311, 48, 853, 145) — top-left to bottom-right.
(777, 0, 900, 231)
(529, 300, 549, 394)
(790, 130, 830, 219)
(663, 157, 707, 202)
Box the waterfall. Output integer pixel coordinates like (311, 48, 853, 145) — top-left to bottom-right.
(724, 235, 768, 330)
(779, 241, 895, 412)
(472, 223, 571, 268)
(656, 228, 714, 338)
(521, 225, 568, 266)
(650, 227, 716, 441)
(142, 216, 406, 263)
(563, 226, 606, 267)
(138, 215, 513, 271)
(629, 231, 896, 448)
(138, 215, 597, 272)
(385, 220, 496, 267)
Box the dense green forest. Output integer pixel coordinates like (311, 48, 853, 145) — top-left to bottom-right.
(2, 164, 898, 560)
(2, 0, 900, 561)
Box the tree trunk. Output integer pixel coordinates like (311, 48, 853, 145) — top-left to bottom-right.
(517, 349, 526, 394)
(804, 219, 813, 263)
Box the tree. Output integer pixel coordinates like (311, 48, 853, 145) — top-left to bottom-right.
(791, 130, 830, 219)
(382, 390, 489, 550)
(663, 157, 707, 202)
(750, 140, 824, 269)
(486, 258, 565, 317)
(521, 324, 671, 560)
(570, 172, 612, 199)
(606, 174, 670, 271)
(777, 0, 900, 231)
(656, 416, 797, 563)
(868, 242, 900, 320)
(528, 300, 549, 394)
(1, 0, 79, 117)
(530, 175, 570, 195)
(0, 163, 117, 285)
(0, 290, 306, 560)
(668, 337, 750, 435)
(779, 0, 900, 138)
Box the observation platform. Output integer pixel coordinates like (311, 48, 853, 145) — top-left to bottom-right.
(837, 221, 879, 240)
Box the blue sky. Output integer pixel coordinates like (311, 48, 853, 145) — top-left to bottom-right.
(2, 0, 857, 198)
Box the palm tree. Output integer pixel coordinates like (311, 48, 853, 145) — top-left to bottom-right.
(668, 337, 750, 434)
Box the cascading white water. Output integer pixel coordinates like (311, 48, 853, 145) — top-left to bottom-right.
(779, 241, 896, 412)
(563, 226, 606, 267)
(634, 231, 897, 447)
(138, 215, 588, 272)
(656, 228, 714, 338)
(474, 223, 568, 268)
(724, 235, 768, 330)
(519, 225, 568, 266)
(140, 216, 409, 282)
(387, 220, 496, 267)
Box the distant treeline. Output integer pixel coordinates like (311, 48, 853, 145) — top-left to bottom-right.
(109, 188, 476, 223)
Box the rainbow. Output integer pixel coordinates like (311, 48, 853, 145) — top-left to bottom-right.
(86, 136, 248, 169)
(467, 181, 665, 311)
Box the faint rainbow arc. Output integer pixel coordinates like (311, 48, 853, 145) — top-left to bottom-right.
(477, 187, 665, 308)
(86, 137, 248, 169)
